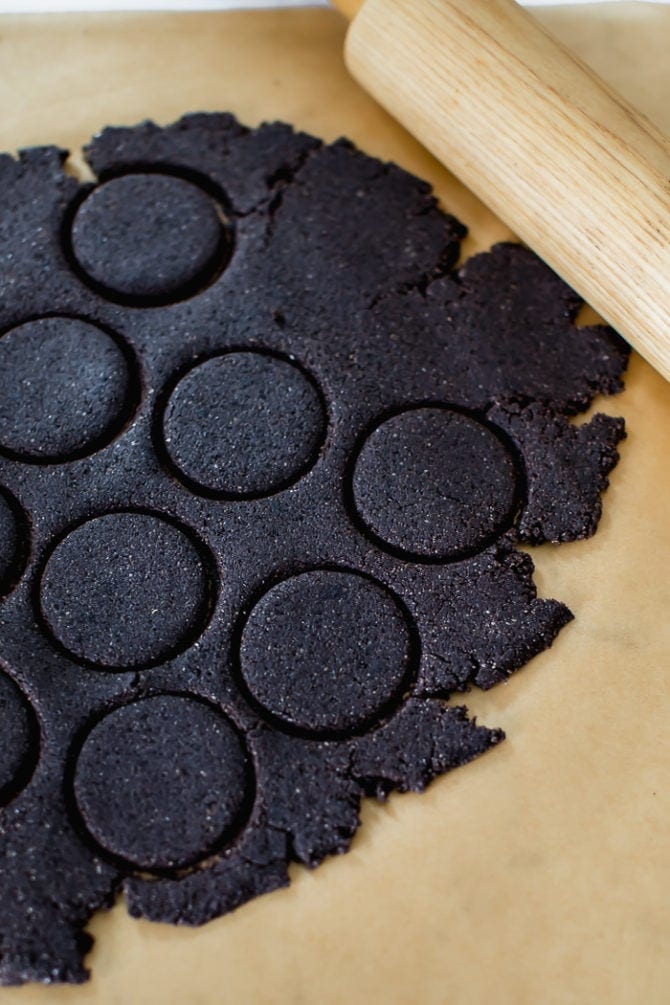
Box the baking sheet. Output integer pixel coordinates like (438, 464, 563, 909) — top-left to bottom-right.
(0, 5, 668, 1002)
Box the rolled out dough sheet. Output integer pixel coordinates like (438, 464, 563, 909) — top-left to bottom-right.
(0, 5, 668, 1003)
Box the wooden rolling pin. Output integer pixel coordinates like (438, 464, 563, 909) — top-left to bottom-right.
(330, 0, 670, 382)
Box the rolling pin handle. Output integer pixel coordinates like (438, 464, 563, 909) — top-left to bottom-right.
(330, 0, 670, 382)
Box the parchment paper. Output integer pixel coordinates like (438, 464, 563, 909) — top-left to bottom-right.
(0, 5, 668, 1002)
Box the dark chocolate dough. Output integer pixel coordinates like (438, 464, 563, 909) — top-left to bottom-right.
(70, 172, 229, 303)
(239, 569, 413, 736)
(0, 316, 134, 462)
(0, 670, 37, 805)
(40, 512, 213, 670)
(73, 694, 250, 871)
(0, 113, 627, 985)
(351, 406, 519, 560)
(162, 350, 326, 498)
(0, 489, 23, 597)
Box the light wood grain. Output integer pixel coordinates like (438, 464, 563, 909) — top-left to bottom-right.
(333, 0, 670, 382)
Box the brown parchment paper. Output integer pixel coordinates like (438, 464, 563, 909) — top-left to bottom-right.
(0, 5, 668, 1003)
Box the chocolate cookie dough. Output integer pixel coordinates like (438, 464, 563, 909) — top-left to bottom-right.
(69, 172, 230, 304)
(0, 488, 26, 598)
(40, 512, 214, 669)
(0, 113, 627, 985)
(73, 694, 251, 871)
(351, 406, 519, 560)
(0, 670, 38, 806)
(0, 316, 135, 462)
(239, 569, 413, 736)
(161, 350, 326, 498)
